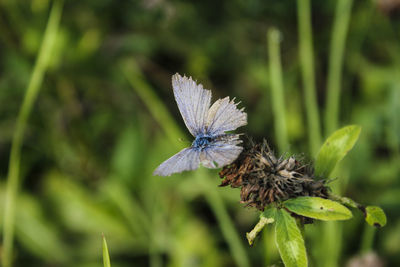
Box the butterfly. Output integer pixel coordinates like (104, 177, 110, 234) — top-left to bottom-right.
(153, 73, 247, 176)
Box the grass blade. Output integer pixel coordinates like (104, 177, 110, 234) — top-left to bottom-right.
(267, 28, 289, 153)
(102, 234, 111, 267)
(325, 0, 354, 135)
(1, 1, 64, 266)
(120, 60, 184, 147)
(297, 0, 322, 155)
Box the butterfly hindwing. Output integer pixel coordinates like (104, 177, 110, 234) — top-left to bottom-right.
(200, 135, 243, 168)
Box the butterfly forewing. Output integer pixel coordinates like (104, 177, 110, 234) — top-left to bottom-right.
(153, 147, 201, 176)
(172, 74, 211, 136)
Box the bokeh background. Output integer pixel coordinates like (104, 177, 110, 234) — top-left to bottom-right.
(1, 0, 399, 266)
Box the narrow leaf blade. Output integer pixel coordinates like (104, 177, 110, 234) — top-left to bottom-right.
(275, 209, 308, 267)
(284, 196, 352, 221)
(315, 125, 361, 177)
(102, 234, 111, 267)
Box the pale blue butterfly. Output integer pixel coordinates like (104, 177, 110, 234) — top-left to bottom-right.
(153, 73, 247, 176)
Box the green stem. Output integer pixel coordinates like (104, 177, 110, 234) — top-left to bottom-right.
(267, 28, 289, 153)
(325, 0, 354, 136)
(329, 193, 361, 210)
(360, 224, 375, 253)
(1, 1, 63, 266)
(262, 226, 278, 266)
(297, 0, 322, 156)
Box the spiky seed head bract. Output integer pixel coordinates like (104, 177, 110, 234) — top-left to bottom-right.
(219, 140, 329, 212)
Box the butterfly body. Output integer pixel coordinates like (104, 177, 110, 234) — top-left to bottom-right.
(153, 73, 247, 176)
(192, 134, 213, 150)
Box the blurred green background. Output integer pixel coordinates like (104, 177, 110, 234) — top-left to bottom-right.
(0, 0, 399, 266)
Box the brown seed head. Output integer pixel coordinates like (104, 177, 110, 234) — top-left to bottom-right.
(219, 140, 329, 211)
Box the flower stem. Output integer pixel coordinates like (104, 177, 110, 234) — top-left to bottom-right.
(329, 193, 361, 210)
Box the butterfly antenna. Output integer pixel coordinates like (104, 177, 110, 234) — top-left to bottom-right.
(178, 138, 191, 145)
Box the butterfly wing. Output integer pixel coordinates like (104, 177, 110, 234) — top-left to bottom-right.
(172, 74, 211, 136)
(206, 97, 247, 135)
(155, 74, 246, 176)
(153, 147, 201, 176)
(199, 135, 243, 168)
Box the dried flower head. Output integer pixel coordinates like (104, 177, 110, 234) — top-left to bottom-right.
(219, 140, 329, 211)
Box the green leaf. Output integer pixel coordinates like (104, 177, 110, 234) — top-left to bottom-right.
(261, 206, 277, 220)
(246, 207, 276, 246)
(102, 234, 111, 267)
(275, 209, 308, 267)
(315, 125, 361, 177)
(365, 206, 387, 227)
(284, 196, 353, 221)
